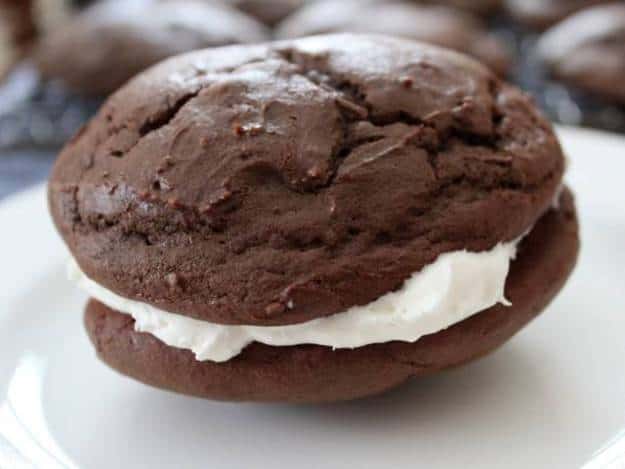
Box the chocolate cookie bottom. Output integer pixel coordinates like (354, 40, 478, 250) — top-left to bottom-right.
(84, 190, 579, 403)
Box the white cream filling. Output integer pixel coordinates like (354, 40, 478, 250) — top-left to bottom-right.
(69, 238, 521, 363)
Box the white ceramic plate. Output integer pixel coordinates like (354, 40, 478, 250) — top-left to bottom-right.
(1, 126, 624, 469)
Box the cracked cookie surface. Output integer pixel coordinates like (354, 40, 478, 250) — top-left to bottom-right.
(49, 34, 565, 326)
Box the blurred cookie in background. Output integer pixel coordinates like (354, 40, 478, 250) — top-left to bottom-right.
(0, 0, 72, 64)
(0, 13, 17, 80)
(535, 3, 625, 131)
(276, 0, 512, 76)
(0, 0, 80, 149)
(505, 0, 614, 30)
(225, 0, 310, 26)
(0, 0, 269, 150)
(418, 0, 502, 17)
(0, 0, 37, 78)
(35, 0, 270, 97)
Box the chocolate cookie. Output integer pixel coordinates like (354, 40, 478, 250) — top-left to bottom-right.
(35, 0, 269, 97)
(85, 189, 578, 402)
(276, 1, 511, 76)
(50, 34, 578, 402)
(505, 0, 614, 30)
(537, 4, 625, 106)
(49, 35, 562, 325)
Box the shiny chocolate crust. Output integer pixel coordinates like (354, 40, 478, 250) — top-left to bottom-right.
(49, 34, 565, 326)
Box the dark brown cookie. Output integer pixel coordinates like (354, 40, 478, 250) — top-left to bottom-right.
(276, 1, 511, 76)
(85, 189, 579, 403)
(537, 4, 625, 106)
(505, 0, 614, 30)
(49, 34, 565, 327)
(35, 0, 269, 96)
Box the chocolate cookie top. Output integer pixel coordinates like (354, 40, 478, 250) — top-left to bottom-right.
(49, 34, 565, 326)
(35, 0, 269, 96)
(225, 0, 310, 26)
(537, 4, 625, 105)
(276, 0, 511, 76)
(505, 0, 614, 30)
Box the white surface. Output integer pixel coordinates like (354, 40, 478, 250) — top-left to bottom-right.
(69, 236, 518, 362)
(0, 126, 624, 468)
